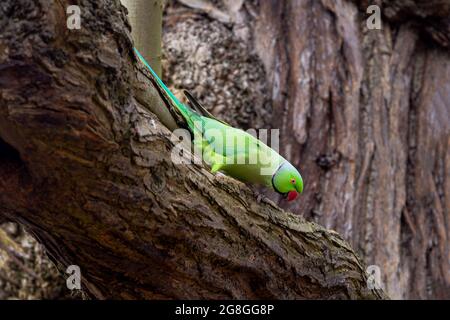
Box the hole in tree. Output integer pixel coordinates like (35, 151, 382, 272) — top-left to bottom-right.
(0, 137, 22, 163)
(0, 136, 29, 185)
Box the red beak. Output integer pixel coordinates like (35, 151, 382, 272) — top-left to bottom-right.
(287, 191, 298, 201)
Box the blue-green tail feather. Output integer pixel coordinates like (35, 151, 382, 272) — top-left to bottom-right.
(133, 47, 196, 128)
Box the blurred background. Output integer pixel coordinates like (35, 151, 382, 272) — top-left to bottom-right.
(0, 0, 448, 299)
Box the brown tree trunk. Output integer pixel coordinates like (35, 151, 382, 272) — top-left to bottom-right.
(240, 0, 449, 299)
(0, 0, 385, 299)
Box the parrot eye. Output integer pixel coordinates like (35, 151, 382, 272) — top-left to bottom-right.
(290, 178, 296, 184)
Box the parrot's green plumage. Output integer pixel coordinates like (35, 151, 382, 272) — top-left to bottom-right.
(134, 48, 304, 201)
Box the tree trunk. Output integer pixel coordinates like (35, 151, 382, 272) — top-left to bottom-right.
(121, 0, 164, 76)
(0, 0, 385, 299)
(240, 0, 449, 299)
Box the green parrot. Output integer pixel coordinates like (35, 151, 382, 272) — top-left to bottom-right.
(134, 48, 304, 201)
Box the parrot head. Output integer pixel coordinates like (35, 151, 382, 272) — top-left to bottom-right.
(271, 162, 304, 201)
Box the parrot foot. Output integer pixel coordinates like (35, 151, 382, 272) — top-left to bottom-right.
(255, 192, 273, 205)
(215, 172, 227, 178)
(256, 193, 272, 204)
(256, 194, 263, 203)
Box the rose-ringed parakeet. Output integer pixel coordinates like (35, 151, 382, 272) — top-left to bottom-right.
(134, 48, 304, 201)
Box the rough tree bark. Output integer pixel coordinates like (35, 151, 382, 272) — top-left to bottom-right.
(232, 0, 449, 299)
(0, 0, 385, 299)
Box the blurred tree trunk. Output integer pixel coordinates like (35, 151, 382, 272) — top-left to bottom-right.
(238, 0, 449, 299)
(121, 0, 163, 76)
(0, 0, 385, 299)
